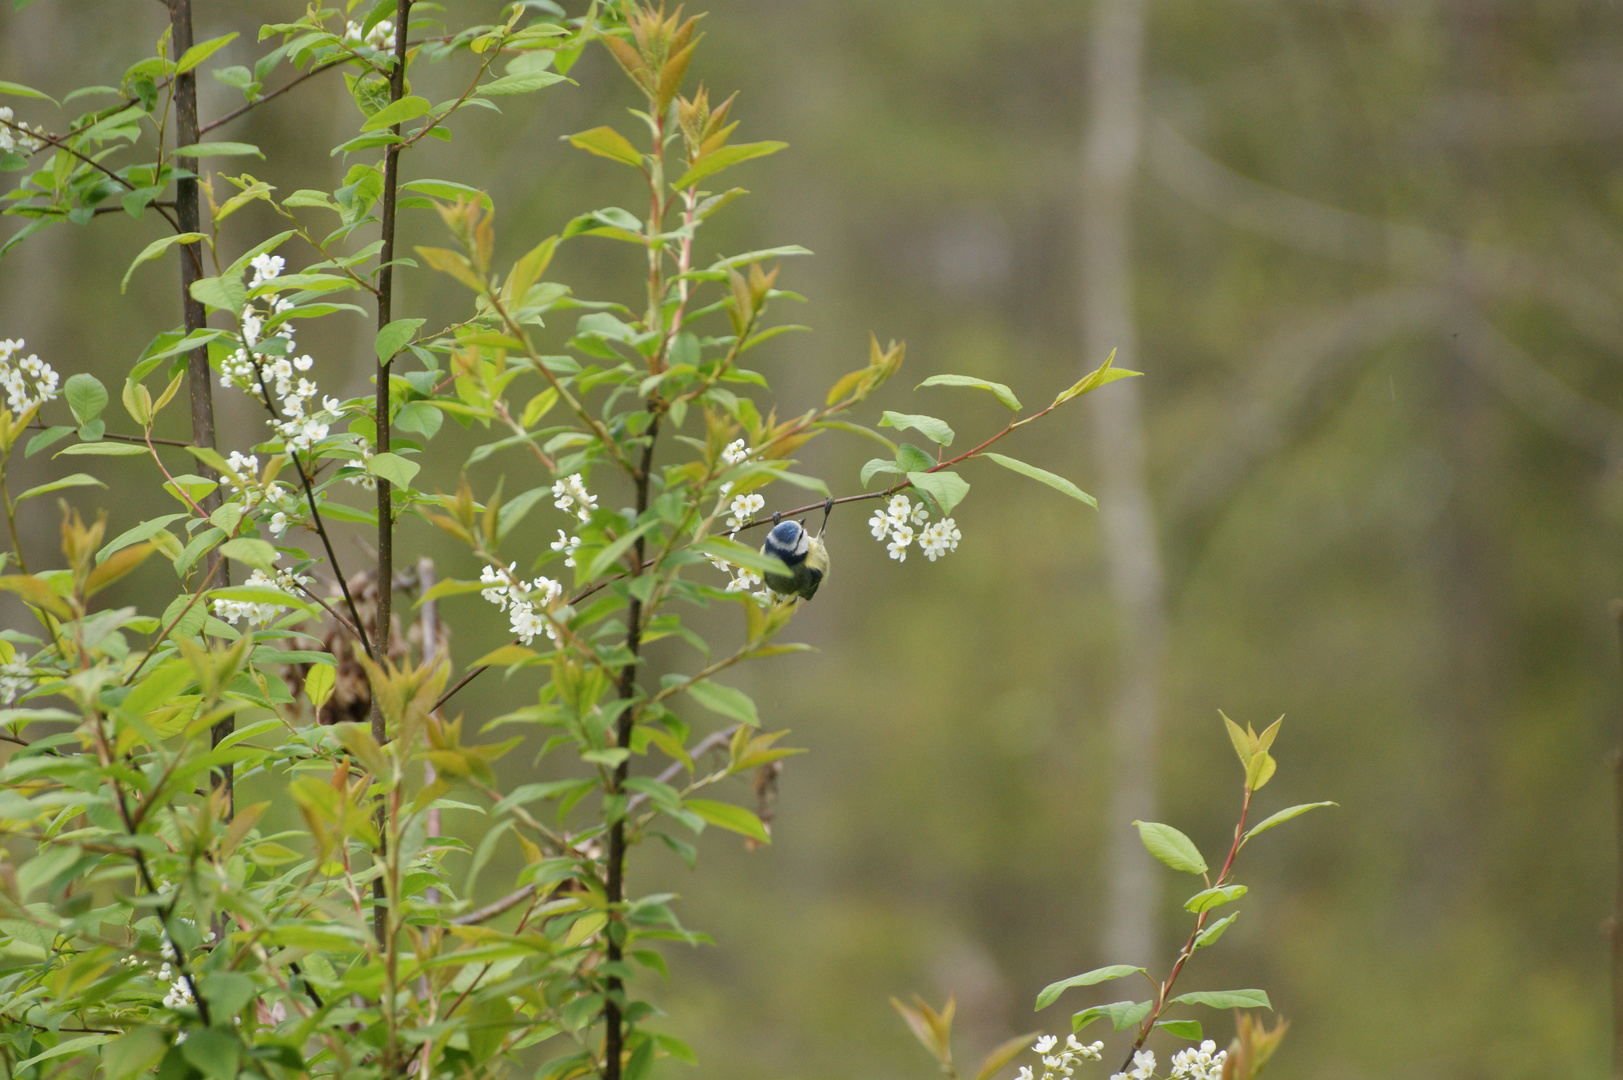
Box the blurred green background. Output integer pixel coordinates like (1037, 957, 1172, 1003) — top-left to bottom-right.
(3, 1, 1621, 1078)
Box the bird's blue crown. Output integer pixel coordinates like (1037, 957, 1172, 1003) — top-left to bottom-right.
(763, 520, 807, 565)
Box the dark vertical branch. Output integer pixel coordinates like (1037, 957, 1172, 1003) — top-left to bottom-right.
(167, 0, 231, 812)
(604, 419, 658, 1080)
(1612, 599, 1623, 1080)
(371, 0, 412, 947)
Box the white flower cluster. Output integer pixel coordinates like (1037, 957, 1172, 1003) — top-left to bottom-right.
(221, 452, 295, 531)
(725, 492, 764, 531)
(343, 18, 396, 49)
(1169, 1041, 1227, 1080)
(479, 563, 565, 645)
(0, 339, 60, 415)
(155, 931, 212, 1011)
(1110, 1049, 1157, 1080)
(552, 473, 597, 522)
(219, 254, 347, 454)
(867, 493, 959, 563)
(1019, 1034, 1104, 1080)
(0, 108, 45, 154)
(550, 529, 582, 568)
(0, 651, 34, 705)
(717, 438, 750, 496)
(212, 567, 309, 627)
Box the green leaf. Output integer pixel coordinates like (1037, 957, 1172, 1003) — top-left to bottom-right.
(375, 317, 425, 362)
(1035, 965, 1146, 1011)
(1076, 1000, 1155, 1033)
(121, 232, 205, 293)
(65, 373, 108, 426)
(895, 444, 934, 472)
(980, 453, 1096, 509)
(171, 141, 262, 158)
(190, 273, 247, 313)
(1221, 710, 1253, 768)
(361, 95, 431, 132)
(1052, 349, 1142, 407)
(1184, 884, 1248, 914)
(879, 411, 954, 446)
(1133, 821, 1208, 874)
(973, 1031, 1045, 1080)
(916, 373, 1021, 411)
(304, 663, 335, 710)
(103, 1027, 168, 1080)
(55, 442, 147, 456)
(25, 426, 73, 458)
(180, 1027, 241, 1078)
(219, 537, 278, 573)
(565, 125, 643, 167)
(690, 537, 789, 579)
(16, 472, 104, 503)
(685, 798, 770, 844)
(673, 141, 788, 189)
(175, 32, 239, 74)
(1243, 801, 1337, 842)
(906, 470, 969, 516)
(684, 679, 758, 726)
(1157, 1020, 1204, 1040)
(15, 1034, 114, 1070)
(366, 451, 420, 488)
(0, 81, 55, 104)
(400, 179, 493, 210)
(1169, 989, 1271, 1011)
(860, 458, 901, 487)
(481, 70, 570, 95)
(1194, 912, 1237, 949)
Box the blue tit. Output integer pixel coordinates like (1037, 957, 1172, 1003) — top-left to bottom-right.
(760, 502, 832, 601)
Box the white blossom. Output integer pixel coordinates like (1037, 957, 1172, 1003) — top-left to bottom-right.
(343, 18, 396, 49)
(551, 529, 582, 568)
(726, 492, 764, 530)
(725, 568, 761, 593)
(0, 339, 59, 414)
(868, 508, 891, 540)
(886, 522, 913, 562)
(1170, 1040, 1226, 1080)
(1027, 1034, 1105, 1080)
(0, 108, 45, 154)
(552, 473, 597, 522)
(269, 512, 288, 537)
(0, 651, 34, 704)
(212, 567, 308, 627)
(919, 517, 961, 561)
(479, 563, 566, 645)
(248, 253, 284, 288)
(1110, 1049, 1157, 1080)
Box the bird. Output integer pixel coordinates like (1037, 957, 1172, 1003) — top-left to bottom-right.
(760, 500, 832, 601)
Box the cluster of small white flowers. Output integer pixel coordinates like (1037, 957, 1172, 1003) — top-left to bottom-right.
(479, 563, 565, 645)
(550, 529, 582, 568)
(717, 438, 750, 496)
(0, 108, 45, 154)
(1168, 1041, 1226, 1080)
(1110, 1049, 1157, 1080)
(867, 493, 960, 564)
(0, 339, 60, 415)
(219, 254, 347, 454)
(212, 567, 309, 627)
(0, 651, 34, 704)
(725, 492, 764, 531)
(343, 18, 396, 50)
(551, 473, 598, 523)
(221, 451, 292, 518)
(724, 568, 761, 594)
(1019, 1035, 1104, 1080)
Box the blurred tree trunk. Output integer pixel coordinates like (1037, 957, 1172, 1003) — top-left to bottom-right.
(1081, 0, 1164, 967)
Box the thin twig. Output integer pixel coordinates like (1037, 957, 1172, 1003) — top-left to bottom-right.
(199, 59, 347, 136)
